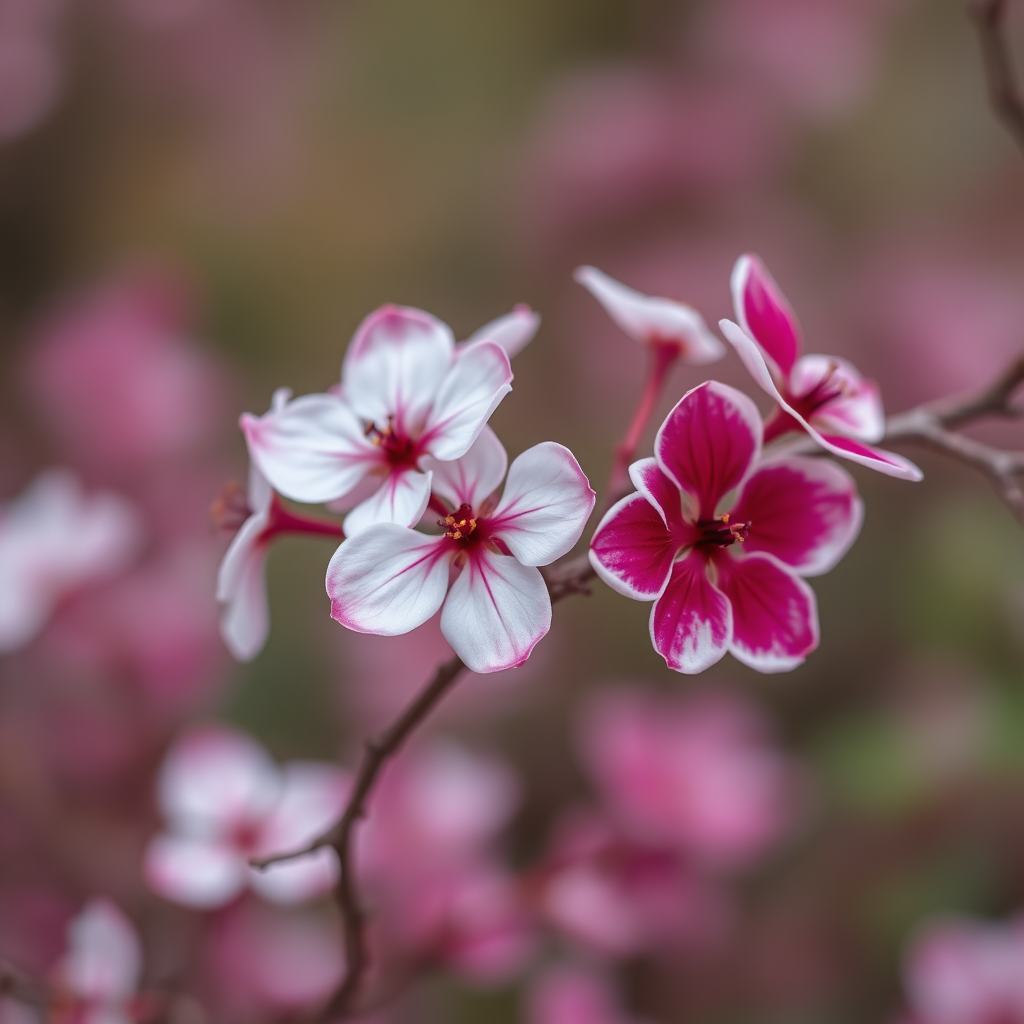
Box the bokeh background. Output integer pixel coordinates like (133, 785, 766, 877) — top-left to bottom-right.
(2, 0, 1024, 1022)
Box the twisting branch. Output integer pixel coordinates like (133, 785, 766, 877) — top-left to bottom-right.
(883, 353, 1024, 520)
(970, 0, 1024, 154)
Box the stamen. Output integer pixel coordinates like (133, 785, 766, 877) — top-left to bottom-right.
(697, 513, 751, 548)
(437, 503, 478, 541)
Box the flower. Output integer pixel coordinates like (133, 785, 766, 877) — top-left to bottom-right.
(719, 253, 922, 480)
(0, 470, 143, 653)
(578, 688, 802, 869)
(589, 381, 862, 673)
(241, 304, 513, 536)
(528, 965, 647, 1024)
(53, 899, 143, 1024)
(902, 915, 1024, 1024)
(144, 725, 348, 909)
(326, 428, 595, 673)
(574, 265, 724, 362)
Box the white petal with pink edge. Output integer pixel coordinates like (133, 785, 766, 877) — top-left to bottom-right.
(342, 467, 433, 536)
(143, 834, 248, 909)
(791, 354, 885, 442)
(716, 552, 818, 673)
(341, 305, 454, 431)
(464, 304, 540, 359)
(574, 265, 724, 363)
(440, 550, 551, 673)
(217, 507, 271, 662)
(157, 725, 281, 836)
(650, 553, 732, 674)
(731, 254, 801, 379)
(731, 457, 863, 577)
(423, 426, 508, 512)
(241, 392, 379, 505)
(588, 492, 677, 601)
(721, 321, 923, 481)
(421, 340, 513, 461)
(250, 848, 340, 905)
(628, 458, 687, 528)
(654, 381, 762, 519)
(489, 443, 595, 566)
(326, 524, 450, 635)
(61, 899, 141, 1002)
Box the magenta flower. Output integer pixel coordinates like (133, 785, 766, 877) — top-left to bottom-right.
(144, 725, 348, 909)
(719, 253, 922, 480)
(575, 265, 724, 362)
(589, 381, 862, 673)
(903, 915, 1024, 1024)
(53, 899, 143, 1024)
(242, 304, 513, 536)
(326, 429, 595, 673)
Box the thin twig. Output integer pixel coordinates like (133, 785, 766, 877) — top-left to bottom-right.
(970, 0, 1024, 155)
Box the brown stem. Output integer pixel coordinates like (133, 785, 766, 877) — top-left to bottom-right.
(970, 0, 1024, 155)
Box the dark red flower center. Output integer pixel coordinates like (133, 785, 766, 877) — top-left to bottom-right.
(365, 416, 419, 468)
(438, 503, 481, 544)
(790, 360, 851, 419)
(696, 513, 750, 549)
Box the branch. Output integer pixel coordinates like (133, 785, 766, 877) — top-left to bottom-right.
(970, 0, 1024, 155)
(252, 554, 599, 1020)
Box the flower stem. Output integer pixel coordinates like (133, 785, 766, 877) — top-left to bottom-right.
(266, 497, 345, 541)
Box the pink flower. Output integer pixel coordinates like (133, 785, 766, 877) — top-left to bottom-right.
(903, 915, 1024, 1024)
(242, 305, 513, 536)
(326, 428, 595, 673)
(144, 725, 348, 909)
(589, 381, 862, 673)
(53, 899, 142, 1024)
(720, 253, 922, 480)
(528, 965, 647, 1024)
(0, 470, 143, 653)
(574, 266, 724, 362)
(578, 689, 802, 869)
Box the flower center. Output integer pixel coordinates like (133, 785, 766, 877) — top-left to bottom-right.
(438, 503, 478, 542)
(696, 513, 750, 549)
(793, 360, 851, 416)
(364, 416, 418, 467)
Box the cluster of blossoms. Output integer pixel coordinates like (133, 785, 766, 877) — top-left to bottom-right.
(223, 252, 916, 678)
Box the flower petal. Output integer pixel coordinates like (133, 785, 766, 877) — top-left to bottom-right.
(249, 848, 341, 905)
(464, 304, 540, 359)
(341, 305, 455, 432)
(157, 725, 281, 835)
(241, 392, 379, 505)
(720, 320, 923, 482)
(650, 552, 732, 674)
(654, 381, 762, 519)
(792, 354, 885, 442)
(731, 254, 800, 378)
(326, 524, 450, 635)
(61, 899, 141, 1002)
(422, 425, 508, 512)
(627, 458, 687, 530)
(489, 443, 595, 566)
(421, 340, 513, 461)
(589, 493, 677, 601)
(715, 552, 818, 673)
(217, 510, 271, 662)
(143, 834, 248, 909)
(574, 265, 724, 363)
(440, 551, 550, 673)
(342, 467, 433, 536)
(255, 763, 350, 859)
(731, 457, 863, 577)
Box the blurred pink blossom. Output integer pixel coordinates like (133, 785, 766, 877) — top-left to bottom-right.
(0, 470, 142, 653)
(578, 688, 804, 870)
(24, 272, 227, 476)
(528, 965, 648, 1024)
(144, 724, 348, 909)
(903, 914, 1024, 1024)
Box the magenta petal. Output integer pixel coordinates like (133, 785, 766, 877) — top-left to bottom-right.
(815, 433, 923, 482)
(654, 382, 762, 519)
(627, 458, 686, 530)
(731, 457, 863, 577)
(731, 254, 801, 378)
(650, 553, 731, 674)
(715, 553, 817, 673)
(589, 493, 677, 601)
